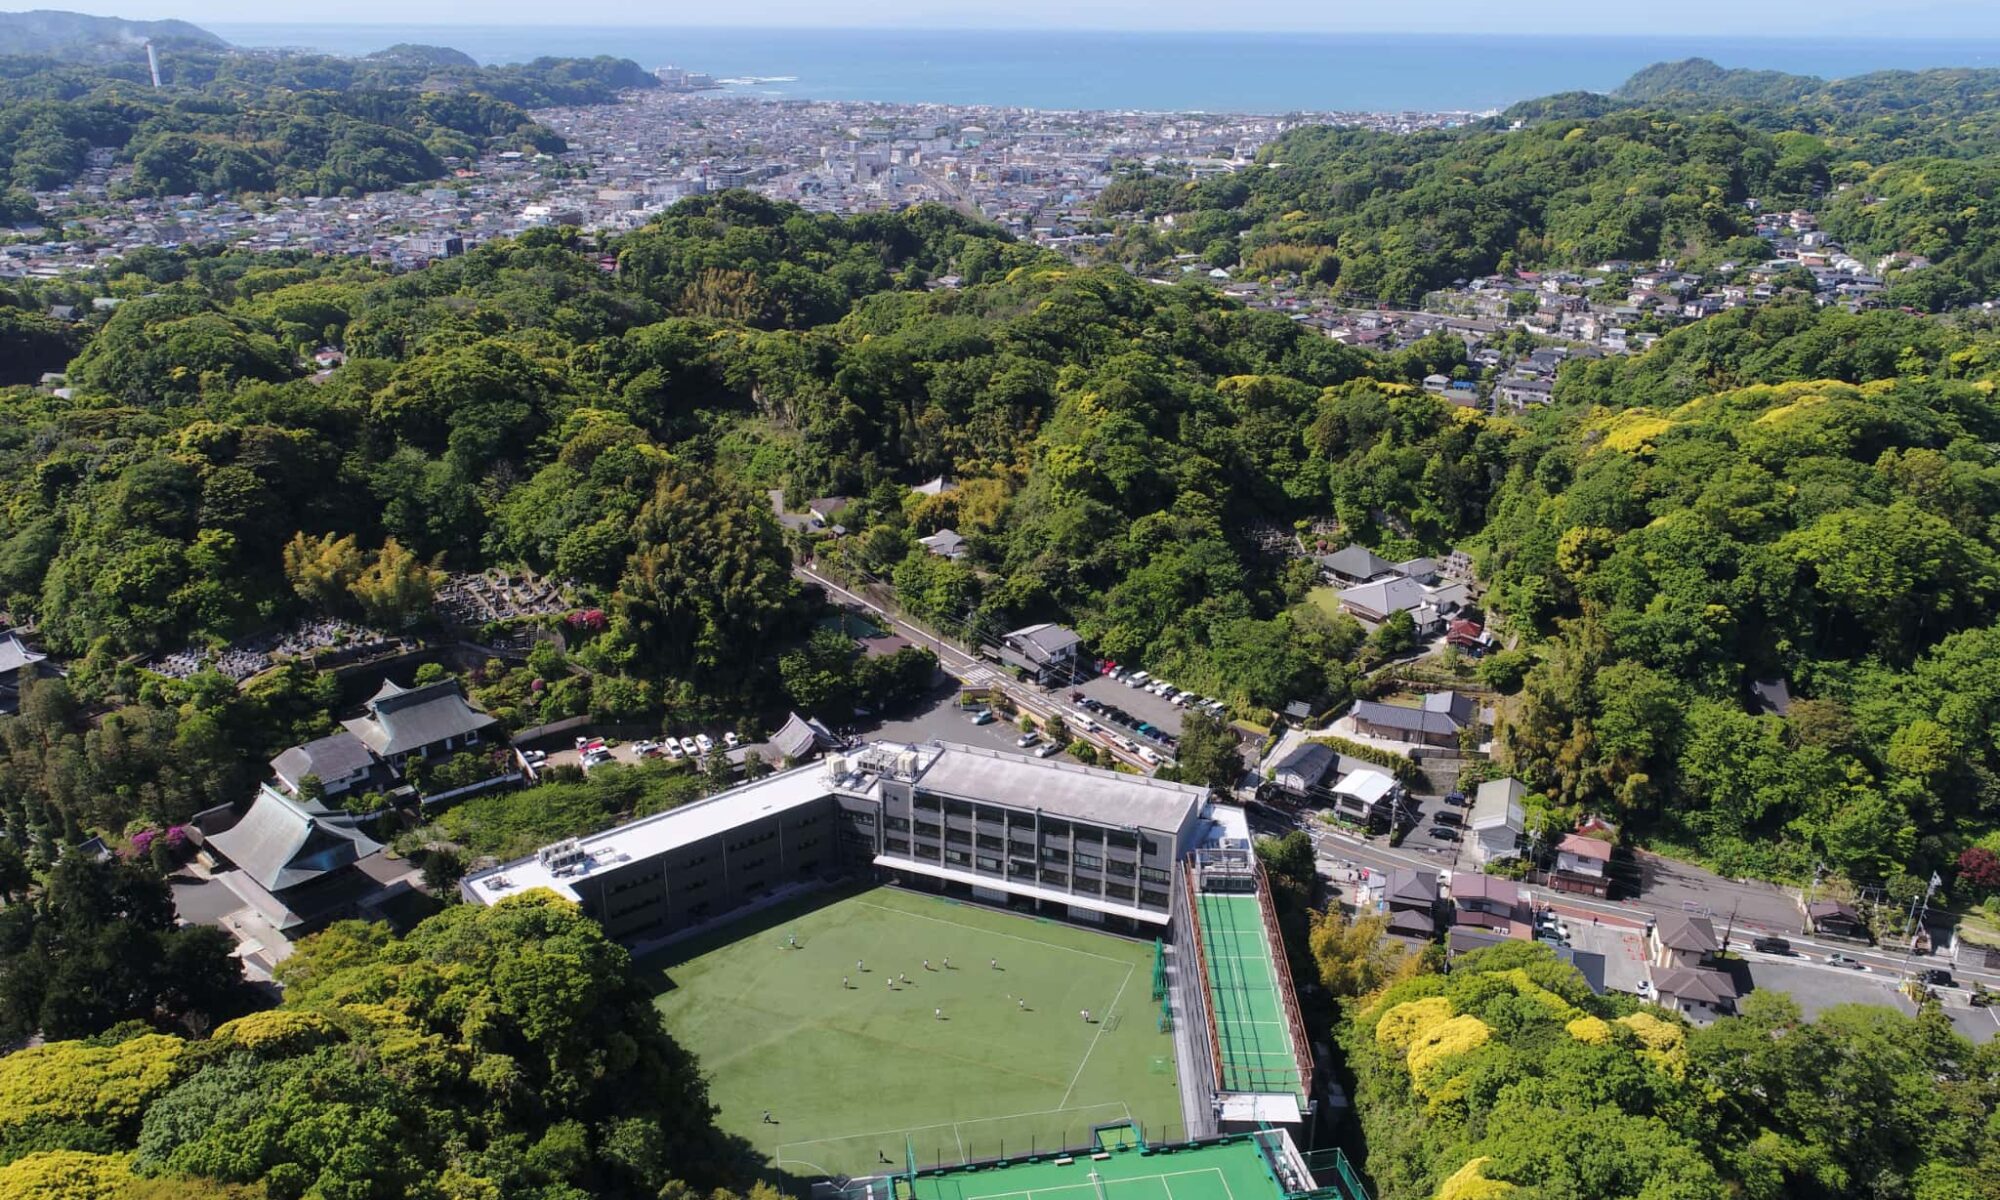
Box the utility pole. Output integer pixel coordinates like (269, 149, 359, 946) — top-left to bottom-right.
(1898, 872, 1942, 982)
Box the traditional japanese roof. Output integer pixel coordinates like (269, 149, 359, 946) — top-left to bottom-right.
(770, 711, 822, 762)
(342, 679, 496, 759)
(0, 631, 47, 676)
(207, 783, 383, 894)
(917, 528, 966, 556)
(1352, 692, 1477, 737)
(1318, 543, 1397, 581)
(271, 731, 377, 787)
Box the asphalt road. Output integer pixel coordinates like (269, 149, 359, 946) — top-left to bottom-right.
(797, 564, 1163, 773)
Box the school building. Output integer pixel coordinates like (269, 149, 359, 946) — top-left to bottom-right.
(461, 741, 1223, 940)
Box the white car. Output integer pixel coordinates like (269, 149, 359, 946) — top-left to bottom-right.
(1035, 743, 1061, 758)
(663, 741, 684, 760)
(695, 733, 715, 755)
(1137, 746, 1162, 765)
(679, 736, 700, 756)
(1017, 730, 1040, 748)
(723, 731, 741, 749)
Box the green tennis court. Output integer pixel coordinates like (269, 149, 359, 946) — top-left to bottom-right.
(646, 886, 1182, 1180)
(902, 1133, 1287, 1200)
(1194, 893, 1303, 1099)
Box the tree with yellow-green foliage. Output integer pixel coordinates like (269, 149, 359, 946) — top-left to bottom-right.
(346, 537, 437, 628)
(280, 531, 364, 613)
(1338, 940, 1996, 1200)
(0, 891, 732, 1200)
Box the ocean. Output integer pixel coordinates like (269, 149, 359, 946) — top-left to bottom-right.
(204, 25, 2000, 114)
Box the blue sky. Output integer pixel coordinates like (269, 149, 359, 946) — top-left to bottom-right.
(41, 0, 2000, 36)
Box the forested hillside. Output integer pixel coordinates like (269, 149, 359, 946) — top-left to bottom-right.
(1097, 61, 2000, 309)
(1328, 937, 1999, 1200)
(0, 48, 651, 202)
(0, 189, 1996, 899)
(0, 893, 746, 1199)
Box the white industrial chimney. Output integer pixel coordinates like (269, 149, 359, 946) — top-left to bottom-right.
(144, 41, 161, 88)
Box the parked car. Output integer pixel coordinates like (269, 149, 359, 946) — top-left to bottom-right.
(1016, 730, 1040, 748)
(1137, 746, 1161, 765)
(1751, 936, 1793, 955)
(1432, 810, 1464, 827)
(663, 741, 684, 761)
(723, 731, 741, 749)
(1035, 743, 1061, 758)
(695, 733, 715, 754)
(1918, 968, 1955, 987)
(678, 736, 700, 756)
(521, 749, 548, 766)
(1127, 671, 1149, 687)
(970, 709, 995, 725)
(1427, 826, 1461, 842)
(1442, 791, 1468, 807)
(1827, 953, 1865, 970)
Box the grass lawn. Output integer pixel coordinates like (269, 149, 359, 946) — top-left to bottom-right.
(645, 886, 1182, 1180)
(1304, 586, 1344, 621)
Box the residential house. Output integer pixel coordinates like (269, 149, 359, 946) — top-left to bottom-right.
(1384, 867, 1439, 940)
(1468, 777, 1526, 867)
(342, 678, 498, 773)
(911, 475, 957, 497)
(269, 731, 382, 800)
(1497, 378, 1555, 409)
(1331, 767, 1403, 827)
(1651, 964, 1739, 1022)
(1649, 913, 1720, 969)
(1318, 543, 1398, 586)
(1268, 743, 1336, 801)
(1806, 900, 1870, 941)
(1349, 692, 1479, 749)
(202, 782, 392, 935)
(806, 496, 853, 529)
(1552, 832, 1612, 897)
(0, 629, 58, 714)
(1445, 619, 1494, 655)
(1449, 871, 1528, 936)
(1421, 373, 1450, 394)
(917, 528, 968, 559)
(1645, 912, 1737, 1021)
(997, 623, 1085, 684)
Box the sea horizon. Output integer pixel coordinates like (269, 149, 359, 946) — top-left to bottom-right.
(205, 25, 2000, 113)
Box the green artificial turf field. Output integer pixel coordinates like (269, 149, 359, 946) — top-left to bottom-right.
(647, 886, 1183, 1180)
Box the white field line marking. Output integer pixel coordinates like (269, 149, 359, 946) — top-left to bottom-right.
(965, 1169, 1230, 1200)
(1059, 964, 1135, 1109)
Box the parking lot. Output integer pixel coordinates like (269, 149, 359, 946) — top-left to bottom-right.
(1561, 920, 1650, 994)
(1398, 797, 1467, 858)
(1742, 956, 1998, 1044)
(1074, 674, 1199, 742)
(861, 683, 1066, 758)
